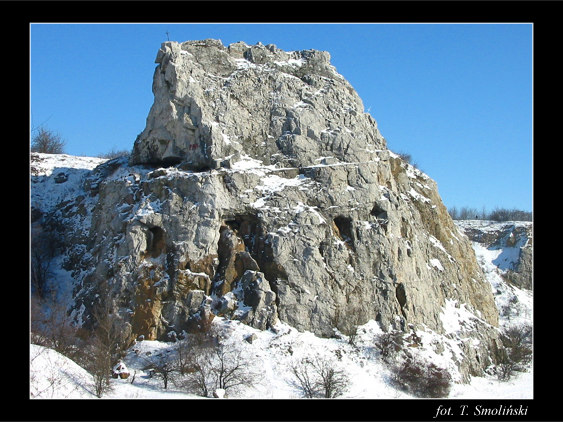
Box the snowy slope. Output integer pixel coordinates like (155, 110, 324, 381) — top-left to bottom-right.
(30, 344, 95, 399)
(454, 220, 533, 328)
(29, 314, 532, 399)
(30, 152, 108, 213)
(29, 154, 533, 399)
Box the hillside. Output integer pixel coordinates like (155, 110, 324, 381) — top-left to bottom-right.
(29, 152, 532, 400)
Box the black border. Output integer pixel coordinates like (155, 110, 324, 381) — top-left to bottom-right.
(18, 0, 552, 420)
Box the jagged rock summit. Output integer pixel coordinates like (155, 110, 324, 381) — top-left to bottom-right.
(49, 39, 502, 379)
(130, 39, 384, 170)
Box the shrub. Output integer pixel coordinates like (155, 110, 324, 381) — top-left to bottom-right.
(496, 324, 532, 381)
(31, 126, 66, 154)
(397, 152, 421, 170)
(97, 149, 130, 159)
(398, 152, 412, 164)
(290, 354, 350, 398)
(374, 330, 404, 361)
(179, 334, 258, 398)
(389, 356, 452, 398)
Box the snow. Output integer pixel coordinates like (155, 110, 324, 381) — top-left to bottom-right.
(274, 57, 306, 68)
(30, 153, 108, 212)
(493, 245, 523, 271)
(430, 258, 445, 271)
(471, 241, 532, 328)
(30, 344, 95, 399)
(408, 187, 431, 203)
(234, 58, 257, 70)
(221, 132, 232, 145)
(255, 174, 307, 194)
(30, 312, 533, 399)
(30, 153, 107, 177)
(229, 155, 264, 171)
(439, 299, 484, 335)
(112, 361, 129, 375)
(135, 197, 163, 218)
(428, 235, 455, 262)
(449, 369, 533, 399)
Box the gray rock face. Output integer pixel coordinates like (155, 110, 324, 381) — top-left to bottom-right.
(130, 39, 384, 171)
(51, 39, 502, 378)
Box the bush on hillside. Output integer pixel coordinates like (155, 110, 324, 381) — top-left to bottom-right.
(31, 126, 66, 154)
(290, 354, 350, 398)
(389, 356, 452, 398)
(374, 330, 405, 362)
(495, 324, 532, 381)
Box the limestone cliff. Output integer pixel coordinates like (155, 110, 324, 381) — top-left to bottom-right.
(43, 40, 502, 378)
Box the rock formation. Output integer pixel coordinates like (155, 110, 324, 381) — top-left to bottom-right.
(43, 39, 503, 378)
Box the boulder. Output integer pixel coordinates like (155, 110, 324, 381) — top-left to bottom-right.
(54, 171, 68, 183)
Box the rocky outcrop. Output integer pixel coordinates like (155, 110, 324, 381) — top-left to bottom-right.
(44, 39, 503, 378)
(130, 39, 384, 171)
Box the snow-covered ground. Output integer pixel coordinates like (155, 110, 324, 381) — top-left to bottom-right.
(30, 313, 533, 399)
(30, 153, 108, 212)
(29, 154, 533, 399)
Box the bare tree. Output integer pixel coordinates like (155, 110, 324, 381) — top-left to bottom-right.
(141, 350, 177, 389)
(30, 291, 80, 360)
(173, 337, 194, 377)
(213, 343, 257, 394)
(86, 334, 114, 398)
(30, 224, 57, 298)
(290, 358, 319, 398)
(179, 333, 258, 398)
(82, 288, 126, 398)
(181, 342, 214, 397)
(290, 354, 350, 398)
(31, 126, 66, 154)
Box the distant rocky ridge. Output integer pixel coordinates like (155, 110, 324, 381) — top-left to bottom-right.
(455, 220, 532, 290)
(32, 39, 506, 380)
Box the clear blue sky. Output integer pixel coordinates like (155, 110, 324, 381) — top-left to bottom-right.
(30, 23, 533, 212)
